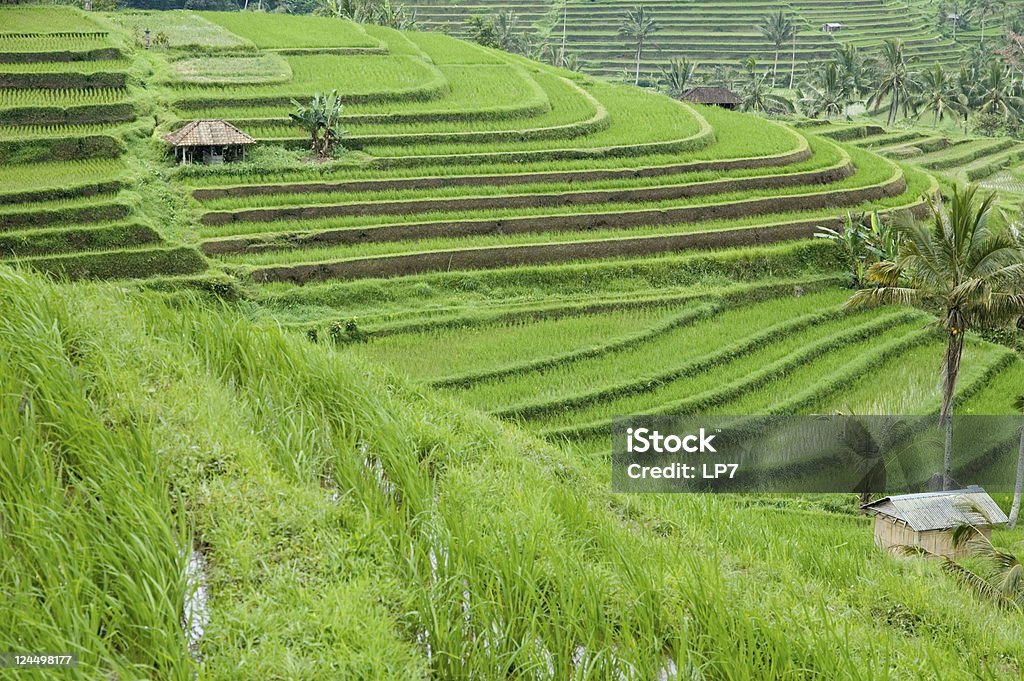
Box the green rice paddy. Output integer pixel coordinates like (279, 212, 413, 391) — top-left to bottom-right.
(2, 5, 1022, 679)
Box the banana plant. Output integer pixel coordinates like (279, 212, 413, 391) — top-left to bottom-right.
(289, 90, 348, 159)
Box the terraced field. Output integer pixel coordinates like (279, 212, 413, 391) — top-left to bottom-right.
(805, 121, 1024, 205)
(407, 0, 965, 80)
(162, 18, 936, 287)
(3, 8, 1024, 678)
(0, 4, 1016, 490)
(0, 6, 206, 280)
(142, 14, 1023, 458)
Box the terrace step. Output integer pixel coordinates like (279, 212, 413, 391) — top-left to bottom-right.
(487, 301, 853, 418)
(199, 158, 855, 230)
(204, 162, 903, 254)
(246, 219, 834, 284)
(242, 186, 928, 284)
(538, 310, 925, 439)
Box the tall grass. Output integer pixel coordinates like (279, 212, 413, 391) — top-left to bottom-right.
(1, 266, 1021, 678)
(0, 269, 192, 680)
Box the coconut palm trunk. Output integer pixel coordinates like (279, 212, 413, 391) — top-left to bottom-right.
(790, 33, 797, 89)
(772, 49, 779, 88)
(1011, 396, 1024, 528)
(1010, 426, 1024, 527)
(941, 311, 965, 490)
(846, 187, 1024, 496)
(635, 39, 643, 85)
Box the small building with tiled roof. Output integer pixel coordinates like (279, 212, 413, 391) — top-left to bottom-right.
(162, 119, 255, 165)
(679, 86, 742, 110)
(863, 486, 1008, 559)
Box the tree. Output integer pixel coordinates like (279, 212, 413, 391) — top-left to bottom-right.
(848, 186, 1024, 490)
(973, 0, 1001, 43)
(758, 10, 796, 88)
(905, 507, 1023, 611)
(533, 35, 582, 71)
(915, 64, 968, 127)
(319, 0, 370, 21)
(1011, 394, 1024, 528)
(976, 60, 1024, 120)
(833, 44, 871, 101)
(798, 61, 850, 118)
(492, 9, 525, 53)
(867, 39, 920, 126)
(465, 15, 498, 49)
(289, 90, 347, 158)
(738, 58, 794, 113)
(943, 0, 969, 40)
(466, 10, 525, 53)
(659, 58, 698, 98)
(835, 416, 914, 507)
(370, 0, 416, 29)
(816, 211, 900, 287)
(618, 5, 659, 86)
(317, 0, 415, 27)
(996, 31, 1024, 89)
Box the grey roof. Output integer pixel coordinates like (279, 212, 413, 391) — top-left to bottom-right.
(680, 86, 741, 105)
(162, 120, 255, 147)
(863, 486, 1009, 531)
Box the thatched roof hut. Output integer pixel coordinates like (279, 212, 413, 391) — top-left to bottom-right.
(863, 486, 1008, 559)
(679, 86, 741, 110)
(162, 120, 255, 165)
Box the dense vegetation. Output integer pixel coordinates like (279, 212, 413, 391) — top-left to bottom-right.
(2, 4, 1023, 679)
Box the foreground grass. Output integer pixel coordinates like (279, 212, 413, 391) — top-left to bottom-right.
(2, 267, 1022, 679)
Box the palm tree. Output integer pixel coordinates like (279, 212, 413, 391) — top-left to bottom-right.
(836, 415, 914, 507)
(848, 186, 1024, 490)
(738, 58, 794, 113)
(799, 61, 850, 118)
(659, 58, 697, 98)
(946, 0, 968, 41)
(493, 10, 525, 54)
(904, 509, 1024, 610)
(1011, 394, 1024, 528)
(867, 39, 921, 126)
(976, 60, 1024, 120)
(618, 5, 659, 86)
(758, 10, 796, 88)
(915, 64, 968, 127)
(370, 0, 417, 30)
(973, 0, 1001, 43)
(944, 514, 1023, 610)
(834, 44, 872, 101)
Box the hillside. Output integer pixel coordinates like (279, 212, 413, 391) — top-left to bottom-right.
(4, 252, 1024, 680)
(2, 4, 1024, 678)
(407, 0, 966, 80)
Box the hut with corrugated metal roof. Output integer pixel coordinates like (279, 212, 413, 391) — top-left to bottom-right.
(162, 120, 255, 165)
(863, 486, 1008, 559)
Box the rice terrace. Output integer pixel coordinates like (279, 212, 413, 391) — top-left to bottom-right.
(3, 0, 1024, 677)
